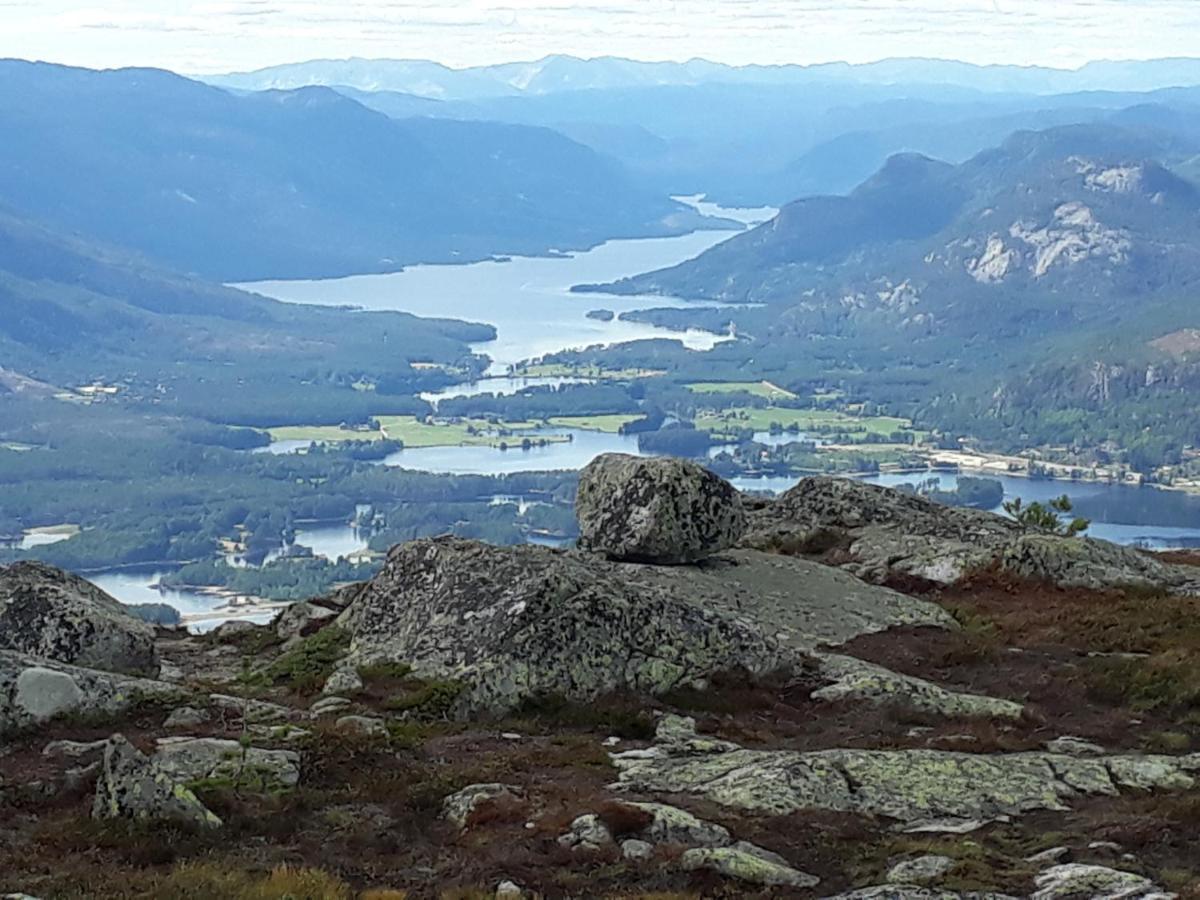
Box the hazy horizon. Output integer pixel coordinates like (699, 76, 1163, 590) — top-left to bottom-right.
(5, 1, 1200, 75)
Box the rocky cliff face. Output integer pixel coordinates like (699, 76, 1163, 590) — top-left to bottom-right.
(2, 464, 1199, 898)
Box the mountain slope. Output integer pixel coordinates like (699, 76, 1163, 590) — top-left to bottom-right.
(0, 210, 493, 419)
(602, 125, 1200, 341)
(0, 60, 701, 281)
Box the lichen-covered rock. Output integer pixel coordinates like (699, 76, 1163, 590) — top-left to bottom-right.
(680, 841, 820, 888)
(887, 855, 956, 885)
(1031, 863, 1169, 899)
(625, 801, 731, 847)
(443, 783, 523, 830)
(813, 654, 1024, 720)
(742, 477, 1199, 595)
(274, 601, 337, 643)
(825, 889, 1018, 899)
(1, 650, 183, 736)
(152, 736, 300, 789)
(336, 537, 788, 717)
(557, 813, 613, 851)
(612, 717, 1200, 827)
(576, 453, 746, 564)
(0, 561, 159, 676)
(334, 715, 387, 739)
(92, 734, 221, 829)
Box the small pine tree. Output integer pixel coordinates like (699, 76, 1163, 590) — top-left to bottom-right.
(1003, 494, 1090, 537)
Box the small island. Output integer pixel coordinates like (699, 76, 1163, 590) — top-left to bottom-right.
(585, 308, 616, 322)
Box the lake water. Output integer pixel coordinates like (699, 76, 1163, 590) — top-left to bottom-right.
(89, 568, 277, 633)
(380, 426, 644, 475)
(421, 375, 594, 407)
(239, 225, 753, 372)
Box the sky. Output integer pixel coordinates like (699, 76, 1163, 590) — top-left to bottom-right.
(2, 0, 1199, 75)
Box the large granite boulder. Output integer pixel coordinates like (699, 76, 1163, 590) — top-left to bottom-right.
(576, 453, 746, 564)
(743, 477, 1199, 594)
(92, 734, 222, 829)
(613, 716, 1200, 829)
(335, 536, 786, 716)
(0, 562, 159, 676)
(1, 649, 183, 736)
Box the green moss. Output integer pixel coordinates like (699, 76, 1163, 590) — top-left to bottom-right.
(510, 692, 655, 739)
(382, 679, 465, 719)
(1087, 651, 1200, 714)
(357, 661, 414, 683)
(244, 626, 351, 695)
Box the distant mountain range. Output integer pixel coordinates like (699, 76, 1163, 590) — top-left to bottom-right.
(596, 123, 1200, 348)
(202, 56, 1200, 206)
(204, 55, 1200, 100)
(0, 60, 709, 282)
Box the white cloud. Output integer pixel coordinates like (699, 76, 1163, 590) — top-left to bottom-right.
(2, 0, 1198, 74)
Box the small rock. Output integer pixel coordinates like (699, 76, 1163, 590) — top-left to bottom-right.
(602, 736, 621, 747)
(680, 842, 819, 889)
(887, 855, 955, 886)
(42, 739, 107, 761)
(495, 881, 523, 900)
(443, 783, 523, 830)
(1026, 847, 1072, 866)
(163, 706, 211, 729)
(334, 715, 387, 739)
(322, 668, 364, 696)
(500, 732, 522, 741)
(1046, 736, 1106, 756)
(92, 734, 221, 829)
(275, 601, 337, 642)
(246, 723, 311, 744)
(309, 696, 354, 718)
(621, 838, 655, 861)
(557, 813, 613, 851)
(1032, 863, 1166, 900)
(627, 801, 731, 847)
(576, 453, 747, 564)
(1087, 841, 1124, 853)
(208, 693, 297, 725)
(153, 736, 301, 788)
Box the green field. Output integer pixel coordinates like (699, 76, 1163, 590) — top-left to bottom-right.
(696, 406, 916, 439)
(686, 381, 798, 400)
(545, 414, 644, 433)
(268, 417, 568, 449)
(512, 363, 664, 380)
(267, 424, 383, 443)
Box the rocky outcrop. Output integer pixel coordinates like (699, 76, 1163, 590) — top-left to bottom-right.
(91, 735, 222, 829)
(443, 783, 524, 830)
(335, 537, 788, 716)
(151, 736, 301, 789)
(576, 453, 745, 564)
(0, 561, 159, 676)
(680, 842, 820, 888)
(612, 716, 1200, 830)
(1031, 863, 1170, 900)
(743, 477, 1199, 594)
(1, 649, 183, 736)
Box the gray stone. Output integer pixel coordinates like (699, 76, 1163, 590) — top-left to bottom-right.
(208, 693, 297, 725)
(92, 734, 221, 828)
(208, 620, 259, 641)
(152, 736, 301, 788)
(1032, 863, 1168, 899)
(15, 667, 84, 721)
(322, 667, 364, 696)
(495, 881, 523, 900)
(42, 739, 107, 761)
(612, 723, 1200, 825)
(336, 537, 788, 717)
(621, 838, 655, 861)
(1, 650, 183, 736)
(887, 855, 956, 885)
(680, 841, 820, 888)
(814, 654, 1024, 720)
(557, 813, 613, 851)
(443, 783, 523, 830)
(309, 696, 354, 718)
(163, 706, 211, 729)
(1045, 736, 1106, 756)
(625, 801, 731, 847)
(1026, 847, 1072, 866)
(275, 601, 337, 642)
(334, 715, 387, 739)
(576, 453, 746, 564)
(742, 477, 1199, 596)
(0, 561, 159, 676)
(824, 890, 1018, 900)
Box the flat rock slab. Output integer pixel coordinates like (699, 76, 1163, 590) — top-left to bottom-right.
(613, 716, 1200, 828)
